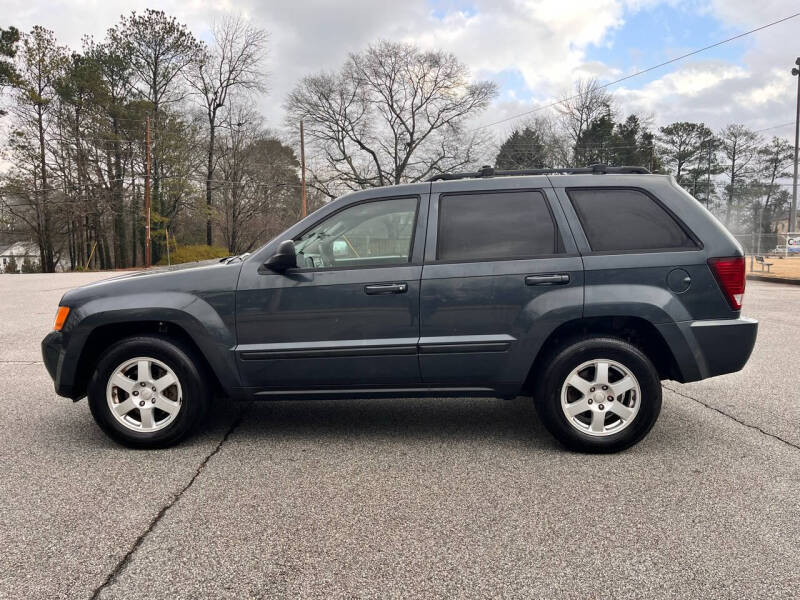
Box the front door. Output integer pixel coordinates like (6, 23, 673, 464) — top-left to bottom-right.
(236, 192, 428, 392)
(419, 180, 584, 397)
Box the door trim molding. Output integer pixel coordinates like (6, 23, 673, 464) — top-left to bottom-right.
(418, 334, 514, 354)
(237, 338, 419, 360)
(238, 334, 515, 360)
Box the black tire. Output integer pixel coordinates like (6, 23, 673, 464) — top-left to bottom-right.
(87, 335, 209, 449)
(534, 336, 662, 453)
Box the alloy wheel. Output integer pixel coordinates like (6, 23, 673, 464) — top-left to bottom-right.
(106, 356, 182, 433)
(560, 358, 641, 437)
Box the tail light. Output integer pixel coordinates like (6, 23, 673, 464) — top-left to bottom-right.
(708, 257, 745, 310)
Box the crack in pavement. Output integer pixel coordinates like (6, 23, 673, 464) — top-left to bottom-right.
(89, 403, 250, 600)
(73, 383, 797, 599)
(0, 360, 43, 364)
(663, 384, 800, 452)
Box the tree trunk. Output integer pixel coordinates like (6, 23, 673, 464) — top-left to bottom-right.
(130, 158, 138, 266)
(100, 229, 112, 269)
(150, 101, 163, 265)
(206, 120, 215, 246)
(68, 221, 76, 271)
(37, 104, 55, 272)
(111, 117, 128, 267)
(84, 215, 91, 268)
(726, 152, 736, 227)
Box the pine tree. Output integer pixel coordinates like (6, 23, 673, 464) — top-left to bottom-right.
(495, 127, 548, 169)
(0, 26, 20, 106)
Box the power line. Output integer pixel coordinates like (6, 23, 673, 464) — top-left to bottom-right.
(754, 121, 795, 133)
(473, 12, 800, 132)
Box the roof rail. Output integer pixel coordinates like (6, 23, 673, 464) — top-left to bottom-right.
(428, 164, 650, 182)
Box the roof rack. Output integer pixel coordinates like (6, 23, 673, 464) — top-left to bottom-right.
(428, 164, 650, 182)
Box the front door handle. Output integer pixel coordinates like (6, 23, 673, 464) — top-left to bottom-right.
(525, 273, 570, 286)
(364, 282, 408, 295)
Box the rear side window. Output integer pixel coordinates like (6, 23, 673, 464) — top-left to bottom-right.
(568, 188, 696, 252)
(437, 190, 560, 261)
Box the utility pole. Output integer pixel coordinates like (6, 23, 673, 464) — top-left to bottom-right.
(144, 116, 152, 268)
(790, 57, 800, 234)
(300, 120, 307, 218)
(706, 141, 712, 207)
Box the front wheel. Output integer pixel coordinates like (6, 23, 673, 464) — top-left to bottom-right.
(87, 336, 209, 448)
(534, 336, 662, 453)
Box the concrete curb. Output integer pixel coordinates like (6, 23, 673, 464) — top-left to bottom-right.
(746, 274, 800, 285)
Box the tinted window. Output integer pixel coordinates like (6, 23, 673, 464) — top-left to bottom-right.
(438, 190, 559, 261)
(294, 197, 417, 269)
(569, 188, 696, 252)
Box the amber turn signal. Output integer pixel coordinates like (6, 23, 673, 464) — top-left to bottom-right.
(53, 306, 70, 331)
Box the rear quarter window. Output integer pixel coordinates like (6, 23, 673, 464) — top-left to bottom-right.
(568, 188, 697, 252)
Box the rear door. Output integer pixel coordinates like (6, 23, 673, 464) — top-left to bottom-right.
(418, 177, 584, 397)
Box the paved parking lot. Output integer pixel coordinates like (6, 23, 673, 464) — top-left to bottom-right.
(1, 273, 798, 599)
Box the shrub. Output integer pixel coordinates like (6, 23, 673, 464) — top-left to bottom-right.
(4, 256, 18, 273)
(156, 245, 230, 266)
(21, 257, 39, 273)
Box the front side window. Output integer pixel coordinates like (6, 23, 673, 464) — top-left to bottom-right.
(569, 188, 697, 252)
(437, 190, 560, 262)
(294, 197, 418, 269)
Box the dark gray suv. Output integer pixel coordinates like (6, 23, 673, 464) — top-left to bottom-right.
(42, 166, 757, 452)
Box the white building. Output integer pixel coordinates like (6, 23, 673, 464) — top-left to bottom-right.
(0, 241, 42, 273)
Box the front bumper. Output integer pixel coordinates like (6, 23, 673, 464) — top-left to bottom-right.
(41, 331, 79, 398)
(657, 317, 758, 383)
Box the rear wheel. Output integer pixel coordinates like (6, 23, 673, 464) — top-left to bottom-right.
(88, 336, 209, 448)
(534, 336, 661, 453)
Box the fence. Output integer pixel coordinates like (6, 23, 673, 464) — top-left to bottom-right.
(732, 233, 800, 257)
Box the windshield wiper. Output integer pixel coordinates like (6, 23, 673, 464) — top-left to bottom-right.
(220, 252, 250, 264)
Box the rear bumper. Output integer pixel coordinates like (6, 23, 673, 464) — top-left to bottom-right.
(41, 331, 79, 398)
(658, 317, 758, 383)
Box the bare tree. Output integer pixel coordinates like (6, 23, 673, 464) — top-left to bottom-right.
(556, 78, 613, 166)
(752, 137, 793, 249)
(286, 40, 497, 196)
(718, 124, 761, 226)
(189, 15, 268, 246)
(217, 106, 300, 253)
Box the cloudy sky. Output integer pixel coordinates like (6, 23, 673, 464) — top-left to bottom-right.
(2, 0, 799, 143)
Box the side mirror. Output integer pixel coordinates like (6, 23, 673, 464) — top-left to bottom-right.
(264, 240, 297, 272)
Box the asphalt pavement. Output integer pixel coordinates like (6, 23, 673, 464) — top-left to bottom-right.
(0, 273, 798, 599)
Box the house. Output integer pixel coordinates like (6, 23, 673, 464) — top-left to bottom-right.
(0, 241, 42, 273)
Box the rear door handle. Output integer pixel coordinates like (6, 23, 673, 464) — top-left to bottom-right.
(364, 282, 408, 295)
(525, 273, 570, 286)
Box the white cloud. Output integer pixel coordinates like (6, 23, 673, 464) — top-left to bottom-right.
(610, 2, 800, 134)
(407, 0, 627, 97)
(1, 0, 797, 143)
